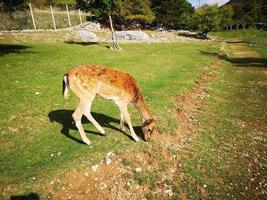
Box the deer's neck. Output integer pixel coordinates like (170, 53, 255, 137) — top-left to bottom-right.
(135, 92, 153, 123)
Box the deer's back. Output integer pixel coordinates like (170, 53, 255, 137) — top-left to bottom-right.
(68, 64, 140, 103)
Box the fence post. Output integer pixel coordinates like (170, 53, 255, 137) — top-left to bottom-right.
(50, 5, 56, 30)
(29, 3, 36, 30)
(66, 5, 71, 28)
(78, 9, 82, 24)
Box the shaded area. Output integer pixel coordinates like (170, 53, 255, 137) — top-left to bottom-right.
(10, 193, 39, 200)
(225, 40, 252, 44)
(64, 41, 99, 46)
(0, 44, 31, 56)
(48, 109, 144, 144)
(199, 50, 267, 68)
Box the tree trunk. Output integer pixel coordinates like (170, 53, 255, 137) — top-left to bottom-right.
(108, 14, 120, 50)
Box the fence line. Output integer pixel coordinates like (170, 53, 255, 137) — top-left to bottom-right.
(0, 4, 88, 31)
(66, 5, 72, 28)
(29, 3, 36, 30)
(50, 5, 56, 30)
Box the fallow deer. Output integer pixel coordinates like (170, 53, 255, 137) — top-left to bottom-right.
(62, 64, 156, 145)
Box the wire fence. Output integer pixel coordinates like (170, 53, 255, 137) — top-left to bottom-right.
(0, 4, 88, 31)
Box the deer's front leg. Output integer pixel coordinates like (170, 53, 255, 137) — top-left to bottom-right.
(117, 103, 139, 142)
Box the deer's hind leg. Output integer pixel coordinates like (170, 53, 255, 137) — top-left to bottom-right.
(119, 112, 125, 131)
(83, 94, 105, 135)
(72, 101, 91, 145)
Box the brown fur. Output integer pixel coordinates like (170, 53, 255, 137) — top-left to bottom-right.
(63, 64, 155, 145)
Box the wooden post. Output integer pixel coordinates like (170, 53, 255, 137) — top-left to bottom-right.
(66, 5, 71, 28)
(50, 5, 56, 30)
(78, 9, 82, 24)
(29, 3, 36, 30)
(109, 14, 120, 49)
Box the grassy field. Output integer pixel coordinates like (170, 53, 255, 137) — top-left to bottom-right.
(0, 29, 266, 199)
(0, 40, 217, 192)
(178, 30, 267, 199)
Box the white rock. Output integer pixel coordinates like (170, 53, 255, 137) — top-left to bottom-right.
(165, 189, 173, 196)
(106, 157, 112, 165)
(115, 31, 150, 41)
(75, 30, 98, 42)
(135, 167, 142, 173)
(91, 164, 99, 172)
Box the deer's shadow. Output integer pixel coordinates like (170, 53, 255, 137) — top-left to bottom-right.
(48, 109, 144, 144)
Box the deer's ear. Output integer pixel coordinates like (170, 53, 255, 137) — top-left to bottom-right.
(153, 115, 161, 121)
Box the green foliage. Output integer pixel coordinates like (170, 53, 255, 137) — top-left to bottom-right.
(219, 5, 234, 30)
(120, 0, 154, 25)
(192, 5, 220, 37)
(76, 0, 121, 17)
(151, 0, 194, 29)
(221, 0, 267, 29)
(32, 0, 76, 7)
(0, 0, 28, 12)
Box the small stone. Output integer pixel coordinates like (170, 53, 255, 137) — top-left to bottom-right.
(165, 189, 173, 196)
(106, 157, 112, 165)
(135, 167, 142, 173)
(85, 172, 89, 177)
(32, 177, 36, 180)
(92, 165, 99, 172)
(35, 92, 40, 95)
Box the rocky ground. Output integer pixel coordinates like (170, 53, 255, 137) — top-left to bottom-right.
(0, 22, 208, 44)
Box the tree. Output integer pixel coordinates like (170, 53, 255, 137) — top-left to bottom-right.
(0, 0, 28, 12)
(120, 0, 154, 28)
(76, 0, 121, 49)
(151, 0, 194, 29)
(192, 4, 220, 38)
(219, 5, 234, 30)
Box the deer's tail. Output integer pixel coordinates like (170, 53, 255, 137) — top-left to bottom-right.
(62, 74, 70, 100)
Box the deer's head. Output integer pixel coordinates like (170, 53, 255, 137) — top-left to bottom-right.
(142, 119, 156, 141)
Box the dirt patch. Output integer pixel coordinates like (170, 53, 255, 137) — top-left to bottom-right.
(176, 59, 222, 138)
(229, 42, 261, 58)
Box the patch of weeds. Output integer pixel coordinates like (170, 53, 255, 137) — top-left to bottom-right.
(134, 171, 159, 190)
(159, 161, 169, 172)
(146, 192, 154, 200)
(122, 158, 132, 166)
(163, 179, 173, 186)
(138, 142, 152, 154)
(173, 185, 181, 194)
(122, 172, 132, 179)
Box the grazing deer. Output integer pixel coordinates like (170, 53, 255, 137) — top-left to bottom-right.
(62, 64, 156, 145)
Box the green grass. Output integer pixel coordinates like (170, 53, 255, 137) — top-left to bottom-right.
(0, 41, 217, 192)
(179, 29, 267, 199)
